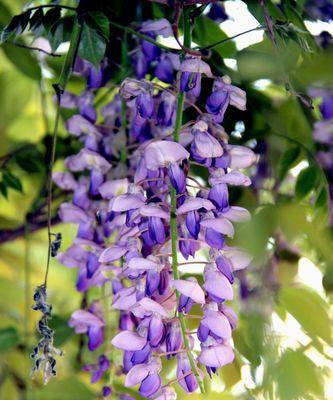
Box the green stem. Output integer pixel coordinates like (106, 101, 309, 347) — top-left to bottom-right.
(170, 8, 205, 394)
(44, 16, 82, 286)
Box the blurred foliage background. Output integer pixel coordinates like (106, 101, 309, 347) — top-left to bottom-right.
(0, 0, 333, 399)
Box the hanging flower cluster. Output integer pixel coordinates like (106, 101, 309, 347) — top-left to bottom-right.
(54, 17, 255, 399)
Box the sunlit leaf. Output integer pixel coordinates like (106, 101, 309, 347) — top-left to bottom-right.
(279, 286, 332, 344)
(276, 350, 324, 400)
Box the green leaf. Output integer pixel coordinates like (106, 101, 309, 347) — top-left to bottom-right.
(276, 350, 323, 400)
(43, 7, 61, 33)
(2, 171, 22, 192)
(47, 16, 74, 52)
(0, 327, 20, 352)
(1, 43, 41, 81)
(277, 146, 301, 181)
(295, 165, 318, 199)
(0, 14, 21, 44)
(29, 8, 44, 36)
(279, 286, 332, 344)
(34, 379, 95, 400)
(78, 24, 106, 69)
(16, 146, 43, 173)
(86, 11, 110, 41)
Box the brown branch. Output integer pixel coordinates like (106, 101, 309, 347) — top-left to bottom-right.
(0, 215, 60, 244)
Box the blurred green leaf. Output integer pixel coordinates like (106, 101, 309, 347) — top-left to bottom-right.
(43, 7, 61, 34)
(0, 181, 8, 198)
(276, 350, 323, 400)
(1, 43, 41, 80)
(277, 146, 301, 181)
(279, 286, 332, 344)
(33, 378, 95, 400)
(295, 166, 318, 199)
(2, 170, 22, 192)
(0, 327, 19, 351)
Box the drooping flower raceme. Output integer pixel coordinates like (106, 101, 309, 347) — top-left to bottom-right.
(54, 17, 255, 399)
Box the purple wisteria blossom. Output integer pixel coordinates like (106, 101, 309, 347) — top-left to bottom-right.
(54, 16, 256, 399)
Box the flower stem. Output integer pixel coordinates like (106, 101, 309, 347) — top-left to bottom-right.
(120, 32, 128, 163)
(44, 15, 82, 286)
(169, 8, 205, 394)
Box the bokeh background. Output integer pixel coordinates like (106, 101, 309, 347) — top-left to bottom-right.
(0, 0, 333, 399)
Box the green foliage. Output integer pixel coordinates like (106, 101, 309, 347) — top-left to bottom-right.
(32, 378, 95, 400)
(276, 350, 324, 400)
(78, 24, 106, 69)
(277, 146, 301, 182)
(295, 165, 319, 199)
(279, 286, 332, 344)
(0, 327, 20, 351)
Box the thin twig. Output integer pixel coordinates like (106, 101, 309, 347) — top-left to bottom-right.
(8, 41, 61, 57)
(109, 21, 181, 54)
(24, 4, 76, 12)
(198, 25, 267, 51)
(44, 16, 83, 286)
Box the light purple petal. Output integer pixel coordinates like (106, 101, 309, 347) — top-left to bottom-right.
(154, 387, 177, 400)
(222, 206, 251, 222)
(111, 331, 146, 351)
(69, 310, 105, 329)
(193, 130, 223, 158)
(202, 310, 232, 339)
(112, 286, 138, 310)
(127, 257, 160, 271)
(59, 203, 89, 224)
(173, 279, 205, 305)
(52, 172, 78, 191)
(130, 297, 169, 318)
(140, 18, 173, 38)
(220, 304, 238, 330)
(139, 205, 169, 219)
(210, 170, 251, 186)
(57, 245, 88, 268)
(66, 115, 101, 138)
(65, 148, 111, 173)
(198, 344, 234, 368)
(180, 58, 212, 77)
(109, 194, 145, 212)
(200, 217, 234, 237)
(125, 364, 150, 387)
(177, 198, 215, 214)
(227, 145, 256, 169)
(99, 245, 127, 263)
(224, 248, 252, 271)
(144, 141, 189, 170)
(203, 270, 233, 300)
(99, 178, 129, 198)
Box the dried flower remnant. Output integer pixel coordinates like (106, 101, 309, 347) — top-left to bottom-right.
(31, 284, 63, 384)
